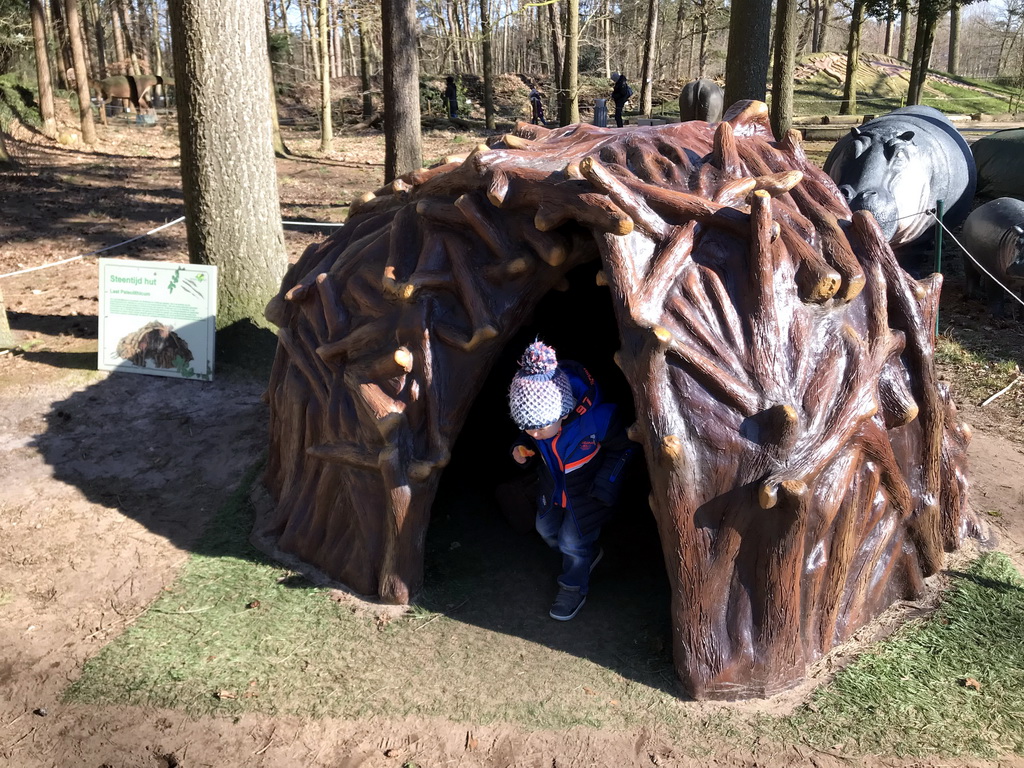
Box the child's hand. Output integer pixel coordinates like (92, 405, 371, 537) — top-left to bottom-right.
(512, 445, 535, 464)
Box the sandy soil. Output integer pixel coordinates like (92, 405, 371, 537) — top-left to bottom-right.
(1, 112, 1023, 768)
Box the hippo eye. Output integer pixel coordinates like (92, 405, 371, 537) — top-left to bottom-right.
(886, 143, 909, 164)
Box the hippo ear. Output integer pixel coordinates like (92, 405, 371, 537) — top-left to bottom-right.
(1014, 225, 1024, 235)
(850, 126, 861, 136)
(897, 130, 915, 142)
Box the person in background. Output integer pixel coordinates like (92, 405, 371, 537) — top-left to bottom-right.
(611, 72, 632, 128)
(508, 340, 636, 621)
(529, 85, 547, 126)
(444, 75, 458, 119)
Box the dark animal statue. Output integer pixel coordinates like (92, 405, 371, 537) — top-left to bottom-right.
(90, 75, 173, 125)
(260, 101, 976, 700)
(971, 128, 1024, 200)
(823, 106, 976, 250)
(678, 78, 724, 123)
(961, 197, 1024, 318)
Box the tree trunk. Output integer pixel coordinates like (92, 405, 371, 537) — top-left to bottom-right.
(65, 0, 97, 144)
(331, 0, 343, 77)
(840, 0, 864, 115)
(0, 286, 14, 349)
(898, 5, 910, 61)
(639, 0, 658, 116)
(559, 0, 579, 125)
(819, 0, 832, 53)
(115, 0, 141, 75)
(548, 0, 564, 119)
(672, 0, 687, 81)
(947, 2, 960, 75)
(811, 0, 821, 51)
(605, 0, 612, 79)
(358, 18, 374, 119)
(167, 0, 288, 330)
(0, 133, 12, 167)
(319, 0, 332, 151)
(698, 12, 709, 76)
(884, 0, 893, 57)
(88, 0, 108, 77)
(50, 0, 73, 89)
(908, 9, 936, 105)
(771, 0, 797, 138)
(300, 0, 317, 81)
(481, 0, 495, 129)
(725, 0, 771, 104)
(30, 0, 59, 139)
(381, 0, 423, 182)
(265, 3, 290, 156)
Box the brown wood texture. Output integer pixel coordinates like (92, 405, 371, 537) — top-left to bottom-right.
(261, 100, 979, 699)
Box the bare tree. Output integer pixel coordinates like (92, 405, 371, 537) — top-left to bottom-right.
(265, 0, 290, 157)
(0, 286, 13, 348)
(548, 0, 564, 117)
(639, 0, 659, 116)
(841, 0, 865, 114)
(65, 0, 97, 144)
(167, 0, 288, 330)
(481, 0, 495, 129)
(725, 0, 771, 104)
(948, 0, 961, 74)
(319, 0, 332, 151)
(381, 0, 422, 181)
(560, 0, 580, 125)
(30, 0, 58, 139)
(772, 0, 798, 136)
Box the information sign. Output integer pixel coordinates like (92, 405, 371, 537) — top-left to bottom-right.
(98, 258, 217, 380)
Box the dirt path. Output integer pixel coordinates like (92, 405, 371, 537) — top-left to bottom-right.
(2, 118, 1024, 768)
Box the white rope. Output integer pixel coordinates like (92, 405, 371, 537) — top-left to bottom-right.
(282, 220, 345, 228)
(930, 212, 1024, 310)
(0, 215, 348, 280)
(0, 216, 185, 279)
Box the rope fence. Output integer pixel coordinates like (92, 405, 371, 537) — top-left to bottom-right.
(0, 216, 346, 280)
(2, 208, 1021, 315)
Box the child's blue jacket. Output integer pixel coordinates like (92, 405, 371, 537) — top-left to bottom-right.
(513, 361, 635, 516)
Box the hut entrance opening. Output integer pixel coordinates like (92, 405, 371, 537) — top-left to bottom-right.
(427, 258, 669, 634)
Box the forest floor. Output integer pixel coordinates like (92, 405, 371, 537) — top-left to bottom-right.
(1, 106, 1024, 768)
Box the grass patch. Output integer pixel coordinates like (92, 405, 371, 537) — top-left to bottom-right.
(922, 80, 1012, 115)
(64, 463, 1024, 757)
(783, 553, 1024, 757)
(935, 334, 1021, 406)
(63, 460, 733, 744)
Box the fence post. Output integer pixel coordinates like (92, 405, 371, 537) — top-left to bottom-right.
(934, 198, 944, 337)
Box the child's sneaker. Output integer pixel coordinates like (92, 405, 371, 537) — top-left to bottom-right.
(549, 586, 586, 621)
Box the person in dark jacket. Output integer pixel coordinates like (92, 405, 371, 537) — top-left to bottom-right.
(509, 340, 636, 621)
(528, 86, 547, 126)
(444, 75, 458, 119)
(611, 73, 632, 128)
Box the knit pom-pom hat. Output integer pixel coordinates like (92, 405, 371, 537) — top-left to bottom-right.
(509, 341, 575, 430)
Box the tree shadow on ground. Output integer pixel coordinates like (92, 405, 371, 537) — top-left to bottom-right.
(28, 341, 270, 555)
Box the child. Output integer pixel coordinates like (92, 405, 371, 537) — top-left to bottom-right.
(528, 87, 547, 126)
(508, 340, 635, 621)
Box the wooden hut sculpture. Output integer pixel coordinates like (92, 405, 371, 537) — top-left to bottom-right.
(261, 101, 978, 699)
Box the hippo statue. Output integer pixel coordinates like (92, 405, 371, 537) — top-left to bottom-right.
(960, 197, 1024, 317)
(823, 106, 976, 250)
(679, 78, 724, 123)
